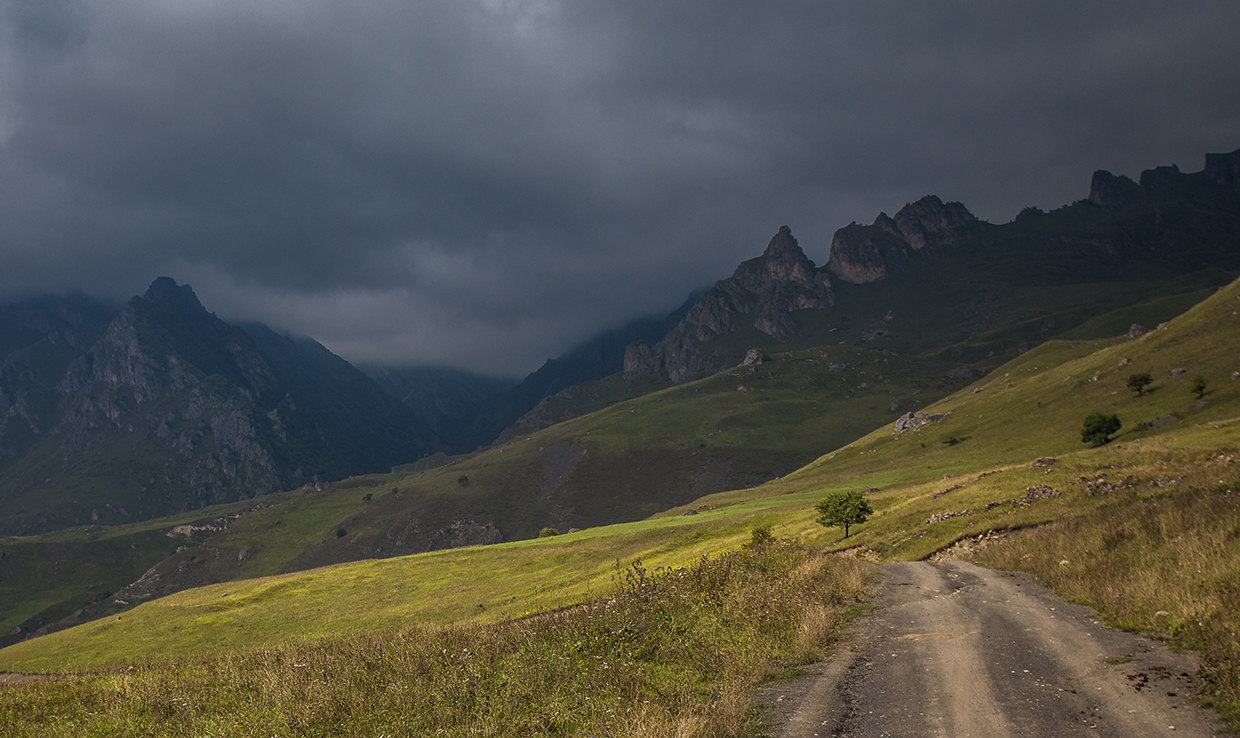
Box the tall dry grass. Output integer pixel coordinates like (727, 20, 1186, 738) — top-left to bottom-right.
(0, 541, 868, 738)
(970, 485, 1240, 726)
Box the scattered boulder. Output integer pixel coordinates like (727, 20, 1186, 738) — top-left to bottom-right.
(1147, 414, 1179, 429)
(1084, 477, 1115, 495)
(681, 509, 698, 516)
(933, 484, 963, 499)
(430, 519, 504, 549)
(1170, 367, 1186, 376)
(1030, 457, 1057, 470)
(947, 367, 974, 379)
(237, 548, 251, 561)
(926, 510, 971, 524)
(1126, 323, 1147, 338)
(894, 411, 950, 434)
(740, 349, 768, 367)
(1018, 485, 1062, 505)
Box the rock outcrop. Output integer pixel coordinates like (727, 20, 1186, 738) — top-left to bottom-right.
(1088, 170, 1141, 211)
(626, 226, 833, 383)
(893, 410, 951, 434)
(826, 196, 983, 284)
(1204, 147, 1240, 191)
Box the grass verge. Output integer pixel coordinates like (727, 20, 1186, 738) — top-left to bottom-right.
(967, 484, 1240, 728)
(0, 540, 869, 738)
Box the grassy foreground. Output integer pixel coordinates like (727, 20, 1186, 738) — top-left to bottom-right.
(0, 541, 868, 738)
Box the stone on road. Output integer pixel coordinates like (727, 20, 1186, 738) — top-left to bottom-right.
(767, 561, 1226, 737)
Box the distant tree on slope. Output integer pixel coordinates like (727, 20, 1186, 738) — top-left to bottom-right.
(815, 491, 874, 539)
(1081, 413, 1121, 447)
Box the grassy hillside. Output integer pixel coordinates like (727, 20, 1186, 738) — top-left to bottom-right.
(4, 277, 1237, 674)
(0, 278, 1238, 735)
(0, 340, 977, 643)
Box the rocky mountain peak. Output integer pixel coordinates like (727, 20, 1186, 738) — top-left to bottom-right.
(1088, 170, 1141, 211)
(733, 225, 823, 294)
(826, 196, 982, 285)
(143, 276, 206, 313)
(625, 226, 833, 382)
(893, 196, 980, 250)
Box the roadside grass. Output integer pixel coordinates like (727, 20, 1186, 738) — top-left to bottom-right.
(0, 542, 869, 738)
(968, 484, 1240, 727)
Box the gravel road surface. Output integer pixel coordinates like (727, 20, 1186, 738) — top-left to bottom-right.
(765, 560, 1228, 737)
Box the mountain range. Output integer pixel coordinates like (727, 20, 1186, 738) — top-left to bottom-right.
(1, 145, 1239, 650)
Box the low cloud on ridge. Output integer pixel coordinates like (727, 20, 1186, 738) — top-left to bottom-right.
(1, 0, 1238, 375)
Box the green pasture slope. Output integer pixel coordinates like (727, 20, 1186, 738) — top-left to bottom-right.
(0, 341, 974, 644)
(2, 276, 1237, 675)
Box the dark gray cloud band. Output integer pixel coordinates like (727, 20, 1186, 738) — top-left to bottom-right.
(1, 0, 1238, 374)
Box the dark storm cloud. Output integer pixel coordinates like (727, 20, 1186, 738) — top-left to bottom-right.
(1, 1, 1238, 374)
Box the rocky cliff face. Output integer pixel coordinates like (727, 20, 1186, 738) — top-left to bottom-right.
(626, 226, 833, 383)
(1204, 148, 1240, 190)
(826, 196, 984, 284)
(1088, 170, 1142, 211)
(0, 296, 114, 463)
(0, 278, 441, 534)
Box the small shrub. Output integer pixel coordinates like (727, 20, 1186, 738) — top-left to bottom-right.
(457, 475, 470, 486)
(1081, 413, 1121, 447)
(537, 527, 559, 538)
(335, 528, 347, 538)
(1126, 372, 1153, 396)
(362, 493, 372, 503)
(746, 524, 774, 547)
(815, 490, 874, 539)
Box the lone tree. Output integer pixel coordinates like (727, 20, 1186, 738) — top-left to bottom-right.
(1126, 372, 1153, 396)
(815, 490, 874, 539)
(1190, 375, 1209, 398)
(1081, 413, 1121, 447)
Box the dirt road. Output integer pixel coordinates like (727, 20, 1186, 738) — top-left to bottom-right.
(766, 561, 1228, 737)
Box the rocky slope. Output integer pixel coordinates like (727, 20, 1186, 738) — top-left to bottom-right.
(826, 195, 985, 284)
(625, 226, 834, 382)
(0, 279, 441, 534)
(623, 148, 1240, 385)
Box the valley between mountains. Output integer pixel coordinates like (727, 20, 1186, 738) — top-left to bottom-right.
(1, 148, 1239, 736)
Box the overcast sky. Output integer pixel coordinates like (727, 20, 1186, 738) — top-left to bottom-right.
(1, 1, 1238, 376)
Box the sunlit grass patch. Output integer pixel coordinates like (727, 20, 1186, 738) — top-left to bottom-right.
(0, 542, 869, 738)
